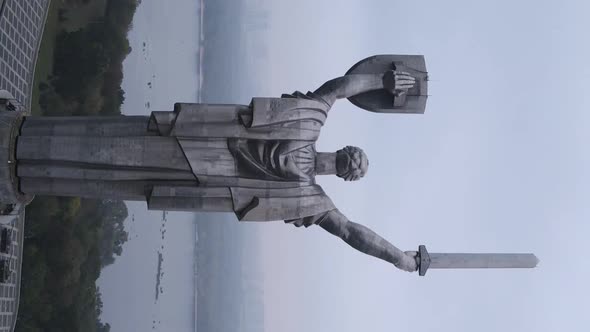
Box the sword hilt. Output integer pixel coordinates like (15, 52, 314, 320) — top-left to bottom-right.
(418, 245, 431, 276)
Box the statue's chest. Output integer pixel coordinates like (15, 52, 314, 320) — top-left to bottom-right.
(279, 144, 316, 180)
(232, 139, 316, 182)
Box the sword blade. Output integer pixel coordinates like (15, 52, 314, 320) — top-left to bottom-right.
(429, 253, 539, 269)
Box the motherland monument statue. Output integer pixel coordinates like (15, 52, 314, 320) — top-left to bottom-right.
(0, 55, 538, 275)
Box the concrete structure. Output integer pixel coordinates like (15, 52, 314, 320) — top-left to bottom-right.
(0, 53, 538, 278)
(0, 0, 49, 331)
(0, 56, 430, 273)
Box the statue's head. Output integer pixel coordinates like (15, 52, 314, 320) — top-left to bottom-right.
(335, 146, 369, 181)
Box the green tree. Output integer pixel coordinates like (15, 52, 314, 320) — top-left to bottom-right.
(19, 1, 140, 330)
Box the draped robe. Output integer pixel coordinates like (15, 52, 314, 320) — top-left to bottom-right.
(16, 92, 336, 225)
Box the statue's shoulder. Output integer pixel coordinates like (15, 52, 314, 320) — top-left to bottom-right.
(253, 91, 329, 110)
(280, 90, 331, 106)
(250, 91, 330, 129)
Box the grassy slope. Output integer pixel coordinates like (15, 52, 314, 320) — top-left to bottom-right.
(61, 0, 107, 32)
(31, 0, 108, 116)
(30, 0, 60, 115)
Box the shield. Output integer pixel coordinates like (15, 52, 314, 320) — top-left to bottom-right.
(345, 55, 428, 114)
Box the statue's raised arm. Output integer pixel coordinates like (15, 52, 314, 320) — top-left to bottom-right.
(311, 54, 429, 114)
(314, 71, 416, 106)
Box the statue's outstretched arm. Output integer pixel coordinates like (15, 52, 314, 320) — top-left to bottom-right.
(318, 209, 418, 272)
(313, 71, 415, 106)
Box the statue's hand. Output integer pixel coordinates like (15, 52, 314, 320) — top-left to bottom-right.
(383, 70, 416, 97)
(402, 250, 420, 272)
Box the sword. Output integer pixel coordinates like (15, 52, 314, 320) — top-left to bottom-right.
(417, 245, 539, 276)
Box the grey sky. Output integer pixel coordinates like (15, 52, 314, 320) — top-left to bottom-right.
(100, 0, 590, 331)
(257, 1, 589, 331)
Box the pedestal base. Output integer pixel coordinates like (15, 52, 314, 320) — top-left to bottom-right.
(0, 111, 31, 204)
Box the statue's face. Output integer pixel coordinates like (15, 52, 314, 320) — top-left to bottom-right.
(336, 146, 369, 182)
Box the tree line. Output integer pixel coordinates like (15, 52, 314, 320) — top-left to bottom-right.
(17, 1, 139, 331)
(39, 0, 137, 117)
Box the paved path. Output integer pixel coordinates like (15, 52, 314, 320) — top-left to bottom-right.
(0, 0, 49, 108)
(0, 0, 50, 331)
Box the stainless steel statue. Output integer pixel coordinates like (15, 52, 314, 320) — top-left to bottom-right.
(0, 55, 538, 275)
